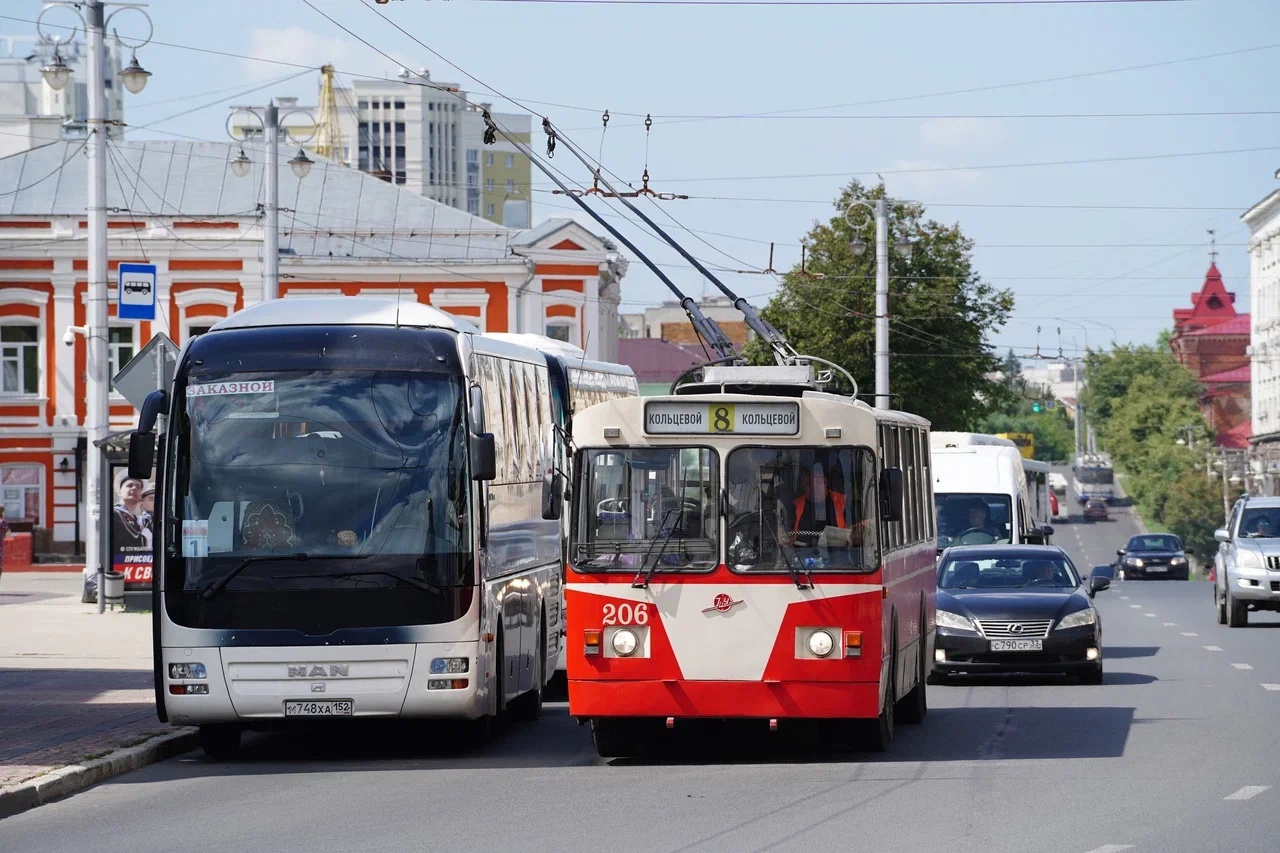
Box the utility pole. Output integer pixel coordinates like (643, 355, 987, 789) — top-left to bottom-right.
(264, 103, 279, 300)
(874, 197, 889, 410)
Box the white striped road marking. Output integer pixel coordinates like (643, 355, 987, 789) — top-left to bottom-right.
(1144, 613, 1157, 617)
(1182, 632, 1199, 637)
(1263, 684, 1280, 691)
(1129, 604, 1142, 609)
(1232, 663, 1253, 670)
(1083, 846, 1135, 853)
(1162, 622, 1176, 626)
(1119, 595, 1130, 600)
(1204, 645, 1223, 651)
(1224, 786, 1270, 800)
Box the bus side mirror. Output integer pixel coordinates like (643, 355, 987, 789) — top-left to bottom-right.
(127, 431, 155, 480)
(138, 389, 168, 434)
(469, 385, 486, 434)
(879, 468, 904, 523)
(470, 433, 496, 481)
(542, 470, 563, 520)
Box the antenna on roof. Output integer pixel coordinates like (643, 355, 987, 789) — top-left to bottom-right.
(1208, 228, 1218, 263)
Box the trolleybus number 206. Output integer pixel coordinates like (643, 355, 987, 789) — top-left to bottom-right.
(602, 602, 651, 626)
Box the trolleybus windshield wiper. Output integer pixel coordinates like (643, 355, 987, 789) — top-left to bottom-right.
(766, 524, 812, 590)
(201, 553, 310, 600)
(633, 507, 681, 589)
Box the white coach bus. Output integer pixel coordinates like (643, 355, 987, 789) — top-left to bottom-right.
(125, 298, 563, 756)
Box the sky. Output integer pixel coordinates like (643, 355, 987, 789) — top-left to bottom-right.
(8, 0, 1280, 362)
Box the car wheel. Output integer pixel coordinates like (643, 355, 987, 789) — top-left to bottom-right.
(1079, 663, 1103, 685)
(1215, 584, 1227, 625)
(198, 723, 242, 758)
(1226, 586, 1249, 628)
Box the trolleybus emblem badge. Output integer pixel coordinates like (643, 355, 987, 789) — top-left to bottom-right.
(703, 593, 743, 614)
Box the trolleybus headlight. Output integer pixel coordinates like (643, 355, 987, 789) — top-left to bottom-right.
(611, 628, 638, 657)
(808, 630, 834, 658)
(168, 663, 207, 679)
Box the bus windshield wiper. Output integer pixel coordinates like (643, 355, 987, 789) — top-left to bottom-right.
(764, 523, 811, 590)
(633, 508, 681, 589)
(201, 553, 309, 600)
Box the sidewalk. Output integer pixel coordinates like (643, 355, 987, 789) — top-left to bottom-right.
(0, 572, 193, 818)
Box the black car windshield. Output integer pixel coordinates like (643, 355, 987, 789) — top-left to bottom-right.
(935, 493, 1013, 547)
(724, 446, 879, 573)
(174, 369, 471, 592)
(572, 447, 718, 572)
(940, 554, 1080, 589)
(1127, 534, 1180, 551)
(1239, 508, 1280, 538)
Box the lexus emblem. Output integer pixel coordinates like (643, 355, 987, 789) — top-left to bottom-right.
(703, 593, 744, 614)
(1009, 623, 1024, 635)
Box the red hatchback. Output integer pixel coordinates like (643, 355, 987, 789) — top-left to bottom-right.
(1083, 499, 1109, 522)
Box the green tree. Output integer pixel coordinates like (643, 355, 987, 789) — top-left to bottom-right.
(1100, 374, 1206, 474)
(1081, 337, 1202, 430)
(745, 180, 1014, 429)
(977, 409, 1075, 462)
(1163, 470, 1228, 560)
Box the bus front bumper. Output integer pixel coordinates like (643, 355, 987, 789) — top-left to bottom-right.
(568, 679, 882, 720)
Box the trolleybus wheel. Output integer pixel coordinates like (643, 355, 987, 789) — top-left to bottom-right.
(864, 647, 896, 753)
(198, 723, 241, 758)
(591, 718, 644, 758)
(896, 616, 928, 725)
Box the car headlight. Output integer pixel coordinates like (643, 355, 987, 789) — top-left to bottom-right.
(1170, 556, 1188, 566)
(1125, 557, 1144, 568)
(936, 609, 977, 632)
(611, 628, 638, 657)
(807, 630, 835, 657)
(1056, 608, 1097, 631)
(1237, 549, 1264, 570)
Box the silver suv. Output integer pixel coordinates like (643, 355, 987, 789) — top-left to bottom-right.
(1213, 496, 1280, 627)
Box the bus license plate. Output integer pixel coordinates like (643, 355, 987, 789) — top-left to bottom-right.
(284, 700, 353, 717)
(990, 639, 1042, 652)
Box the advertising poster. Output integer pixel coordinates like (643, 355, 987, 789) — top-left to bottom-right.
(110, 466, 154, 588)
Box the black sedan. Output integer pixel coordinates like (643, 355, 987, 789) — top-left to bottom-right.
(1115, 533, 1189, 580)
(931, 545, 1111, 684)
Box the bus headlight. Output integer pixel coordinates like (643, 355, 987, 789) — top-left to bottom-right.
(808, 630, 835, 658)
(611, 628, 638, 657)
(168, 663, 207, 679)
(430, 658, 469, 674)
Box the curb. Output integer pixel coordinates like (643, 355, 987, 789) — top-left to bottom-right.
(0, 729, 197, 821)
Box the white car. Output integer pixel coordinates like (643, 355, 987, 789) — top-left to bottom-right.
(1048, 472, 1068, 496)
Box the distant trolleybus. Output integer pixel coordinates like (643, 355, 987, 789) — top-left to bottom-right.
(564, 364, 936, 757)
(1072, 454, 1115, 504)
(127, 298, 564, 756)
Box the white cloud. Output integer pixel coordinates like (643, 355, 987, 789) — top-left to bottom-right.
(917, 117, 1006, 153)
(244, 27, 414, 83)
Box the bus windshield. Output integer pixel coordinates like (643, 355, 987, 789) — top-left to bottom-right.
(572, 447, 718, 572)
(725, 447, 879, 573)
(173, 370, 472, 601)
(935, 492, 1014, 546)
(1074, 466, 1114, 485)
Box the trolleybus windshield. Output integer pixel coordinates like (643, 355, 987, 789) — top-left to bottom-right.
(168, 368, 473, 630)
(724, 446, 879, 573)
(572, 447, 719, 572)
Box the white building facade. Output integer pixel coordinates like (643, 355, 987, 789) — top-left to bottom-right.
(1244, 189, 1280, 457)
(0, 140, 625, 554)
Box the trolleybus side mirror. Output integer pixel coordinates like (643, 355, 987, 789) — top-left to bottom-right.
(470, 433, 496, 482)
(879, 468, 904, 523)
(541, 470, 563, 520)
(127, 431, 155, 480)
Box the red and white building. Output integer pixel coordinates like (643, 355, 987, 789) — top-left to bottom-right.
(0, 140, 628, 555)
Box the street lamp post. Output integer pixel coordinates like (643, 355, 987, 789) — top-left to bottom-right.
(846, 196, 914, 410)
(227, 105, 315, 301)
(40, 0, 153, 614)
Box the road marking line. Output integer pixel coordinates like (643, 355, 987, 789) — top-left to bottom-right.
(1224, 786, 1270, 800)
(1119, 595, 1130, 600)
(1083, 846, 1135, 853)
(1232, 663, 1253, 670)
(1162, 622, 1176, 626)
(1262, 684, 1280, 691)
(1129, 604, 1142, 609)
(1181, 632, 1199, 637)
(1143, 613, 1157, 617)
(1204, 645, 1223, 651)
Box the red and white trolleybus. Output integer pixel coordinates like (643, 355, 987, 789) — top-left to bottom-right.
(565, 364, 937, 756)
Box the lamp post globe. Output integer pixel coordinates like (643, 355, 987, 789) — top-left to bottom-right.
(230, 149, 252, 178)
(41, 52, 72, 91)
(895, 237, 914, 262)
(289, 148, 314, 179)
(848, 237, 868, 257)
(119, 54, 152, 95)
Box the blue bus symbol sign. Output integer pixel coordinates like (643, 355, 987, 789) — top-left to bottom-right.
(118, 263, 157, 321)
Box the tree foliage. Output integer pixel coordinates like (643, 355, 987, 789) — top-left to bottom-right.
(977, 409, 1075, 463)
(1081, 338, 1202, 430)
(1163, 471, 1231, 559)
(745, 180, 1014, 429)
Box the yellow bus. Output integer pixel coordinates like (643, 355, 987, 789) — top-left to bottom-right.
(996, 433, 1035, 460)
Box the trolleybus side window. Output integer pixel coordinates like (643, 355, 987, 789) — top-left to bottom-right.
(724, 447, 878, 573)
(572, 447, 718, 573)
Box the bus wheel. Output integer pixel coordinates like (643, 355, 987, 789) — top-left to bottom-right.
(198, 723, 241, 759)
(864, 658, 896, 753)
(510, 620, 545, 722)
(591, 718, 644, 758)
